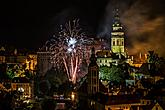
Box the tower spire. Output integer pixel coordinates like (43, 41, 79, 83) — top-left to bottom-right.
(90, 47, 97, 63)
(113, 8, 120, 22)
(111, 8, 126, 57)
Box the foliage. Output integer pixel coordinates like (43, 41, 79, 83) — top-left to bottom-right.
(38, 67, 69, 96)
(99, 65, 129, 84)
(147, 51, 165, 76)
(38, 80, 50, 96)
(6, 64, 26, 79)
(58, 81, 73, 97)
(0, 90, 20, 110)
(99, 66, 111, 81)
(45, 67, 68, 87)
(24, 70, 33, 79)
(0, 63, 8, 80)
(6, 68, 15, 79)
(30, 102, 42, 110)
(5, 63, 34, 80)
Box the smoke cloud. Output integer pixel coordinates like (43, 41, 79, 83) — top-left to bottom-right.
(121, 0, 165, 57)
(98, 0, 165, 57)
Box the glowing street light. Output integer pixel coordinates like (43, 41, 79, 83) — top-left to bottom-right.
(71, 92, 75, 101)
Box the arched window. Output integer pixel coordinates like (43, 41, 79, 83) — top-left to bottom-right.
(117, 39, 119, 45)
(121, 39, 124, 46)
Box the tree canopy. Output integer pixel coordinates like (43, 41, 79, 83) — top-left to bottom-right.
(147, 51, 165, 76)
(99, 65, 129, 84)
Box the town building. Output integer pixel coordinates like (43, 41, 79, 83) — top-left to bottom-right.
(0, 47, 37, 74)
(111, 9, 126, 57)
(87, 47, 99, 95)
(37, 47, 52, 76)
(11, 77, 33, 98)
(96, 9, 133, 67)
(0, 46, 6, 64)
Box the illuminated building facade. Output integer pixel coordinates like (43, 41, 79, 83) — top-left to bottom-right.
(96, 50, 118, 66)
(6, 51, 37, 76)
(0, 47, 37, 77)
(96, 9, 134, 67)
(11, 77, 32, 98)
(129, 53, 147, 67)
(25, 54, 37, 71)
(111, 9, 126, 57)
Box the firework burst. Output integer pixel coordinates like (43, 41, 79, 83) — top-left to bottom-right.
(46, 19, 92, 83)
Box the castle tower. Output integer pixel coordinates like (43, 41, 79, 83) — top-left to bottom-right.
(87, 47, 99, 95)
(111, 9, 126, 57)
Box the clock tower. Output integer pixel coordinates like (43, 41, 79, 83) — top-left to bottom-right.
(111, 9, 126, 57)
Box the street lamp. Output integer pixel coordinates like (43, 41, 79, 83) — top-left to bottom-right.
(71, 92, 75, 101)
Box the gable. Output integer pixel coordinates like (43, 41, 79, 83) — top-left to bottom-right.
(152, 103, 163, 110)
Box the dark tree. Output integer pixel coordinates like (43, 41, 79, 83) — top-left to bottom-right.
(41, 99, 56, 110)
(147, 51, 165, 76)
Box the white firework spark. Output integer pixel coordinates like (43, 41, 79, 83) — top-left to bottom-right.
(46, 19, 93, 84)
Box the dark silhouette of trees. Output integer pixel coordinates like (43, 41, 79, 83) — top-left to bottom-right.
(147, 51, 165, 76)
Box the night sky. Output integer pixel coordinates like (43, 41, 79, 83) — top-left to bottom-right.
(0, 0, 165, 56)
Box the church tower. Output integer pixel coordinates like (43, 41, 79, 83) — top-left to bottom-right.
(111, 9, 126, 57)
(87, 47, 99, 95)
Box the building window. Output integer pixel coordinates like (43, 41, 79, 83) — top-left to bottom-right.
(121, 41, 124, 46)
(113, 40, 115, 46)
(117, 39, 119, 45)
